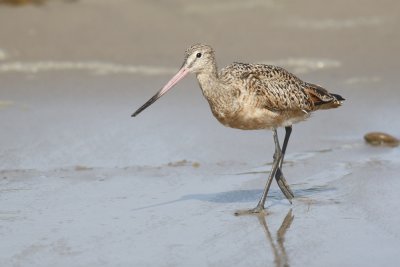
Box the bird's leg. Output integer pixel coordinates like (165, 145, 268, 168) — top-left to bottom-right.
(275, 126, 294, 202)
(251, 129, 282, 213)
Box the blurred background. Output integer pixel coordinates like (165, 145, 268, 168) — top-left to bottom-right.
(1, 0, 398, 72)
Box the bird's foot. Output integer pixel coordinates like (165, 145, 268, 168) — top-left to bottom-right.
(234, 205, 269, 216)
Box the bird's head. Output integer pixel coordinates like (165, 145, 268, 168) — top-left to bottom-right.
(131, 43, 215, 117)
(181, 44, 215, 74)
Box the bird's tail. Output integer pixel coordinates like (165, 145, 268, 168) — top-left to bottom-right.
(304, 83, 345, 110)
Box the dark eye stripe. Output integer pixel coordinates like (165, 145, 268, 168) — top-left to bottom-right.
(196, 53, 202, 58)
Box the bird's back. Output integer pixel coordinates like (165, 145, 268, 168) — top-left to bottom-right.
(219, 62, 343, 112)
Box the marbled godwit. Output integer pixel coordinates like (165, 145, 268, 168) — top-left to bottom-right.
(132, 44, 344, 213)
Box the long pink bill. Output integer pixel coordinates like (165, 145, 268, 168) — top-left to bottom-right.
(131, 67, 189, 117)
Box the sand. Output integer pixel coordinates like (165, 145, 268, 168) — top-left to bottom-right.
(1, 0, 400, 266)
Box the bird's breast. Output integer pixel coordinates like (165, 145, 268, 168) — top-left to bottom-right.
(209, 103, 276, 130)
(203, 88, 273, 130)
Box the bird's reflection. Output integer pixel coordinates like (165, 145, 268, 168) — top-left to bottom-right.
(256, 209, 294, 267)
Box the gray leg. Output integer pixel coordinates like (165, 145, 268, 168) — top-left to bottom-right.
(251, 128, 282, 213)
(275, 126, 294, 202)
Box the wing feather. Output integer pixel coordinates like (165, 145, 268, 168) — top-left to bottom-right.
(220, 63, 313, 112)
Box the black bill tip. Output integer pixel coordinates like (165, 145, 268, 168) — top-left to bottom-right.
(131, 93, 160, 118)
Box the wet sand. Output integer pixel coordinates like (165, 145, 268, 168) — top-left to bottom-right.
(1, 1, 400, 266)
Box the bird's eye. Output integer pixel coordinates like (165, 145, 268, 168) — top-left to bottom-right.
(196, 52, 202, 58)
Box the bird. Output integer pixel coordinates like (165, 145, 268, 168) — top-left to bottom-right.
(132, 44, 344, 214)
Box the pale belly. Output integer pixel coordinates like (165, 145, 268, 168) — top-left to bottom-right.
(211, 107, 310, 130)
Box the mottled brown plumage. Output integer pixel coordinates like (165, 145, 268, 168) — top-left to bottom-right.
(132, 43, 344, 213)
(188, 44, 343, 130)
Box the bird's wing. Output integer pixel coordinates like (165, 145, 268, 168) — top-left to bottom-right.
(221, 63, 313, 112)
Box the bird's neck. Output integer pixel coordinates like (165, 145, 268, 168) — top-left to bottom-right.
(196, 66, 237, 117)
(195, 62, 221, 97)
(196, 72, 218, 93)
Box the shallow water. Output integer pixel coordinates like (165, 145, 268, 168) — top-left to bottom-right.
(1, 0, 400, 266)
